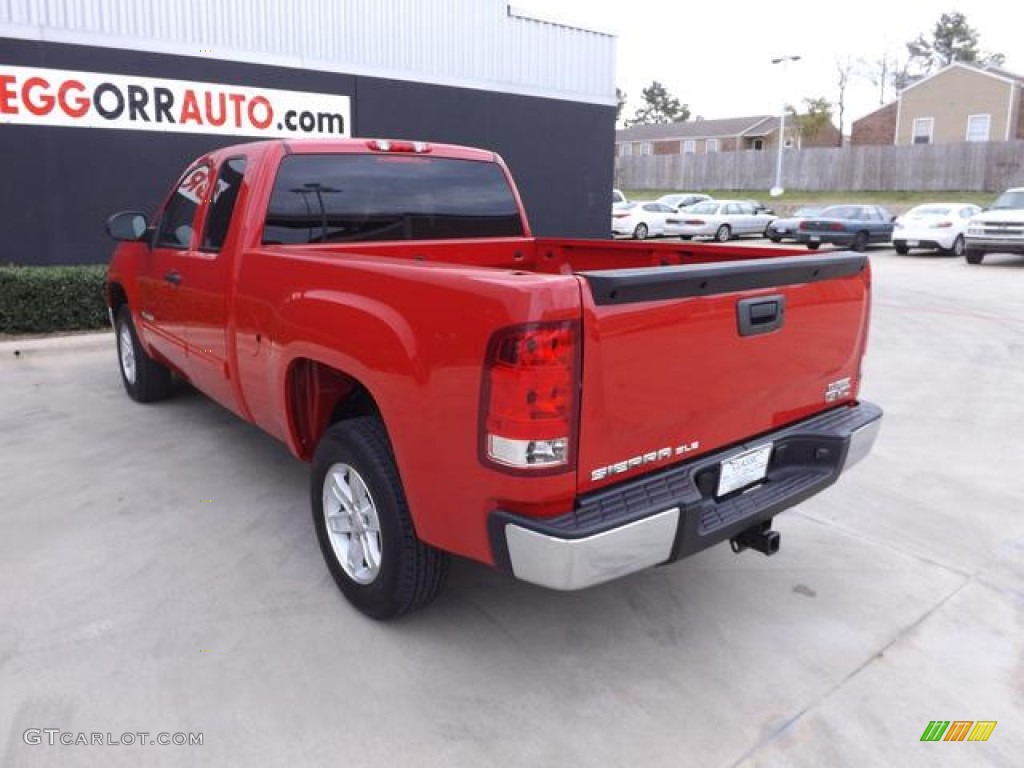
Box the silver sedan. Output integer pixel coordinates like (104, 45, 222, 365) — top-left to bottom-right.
(665, 200, 777, 242)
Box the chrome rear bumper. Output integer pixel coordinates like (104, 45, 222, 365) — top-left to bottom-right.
(491, 401, 882, 591)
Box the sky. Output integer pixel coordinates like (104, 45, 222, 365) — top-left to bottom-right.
(524, 1, 1019, 131)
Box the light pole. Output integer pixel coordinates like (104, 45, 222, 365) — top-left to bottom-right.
(770, 55, 801, 197)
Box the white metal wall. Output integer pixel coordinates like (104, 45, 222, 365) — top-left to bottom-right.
(0, 0, 615, 104)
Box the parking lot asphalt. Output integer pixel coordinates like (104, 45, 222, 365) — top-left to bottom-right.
(1, 247, 1022, 768)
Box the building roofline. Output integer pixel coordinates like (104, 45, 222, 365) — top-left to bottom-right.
(900, 61, 1023, 96)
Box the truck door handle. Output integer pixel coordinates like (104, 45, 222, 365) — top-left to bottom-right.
(737, 295, 785, 336)
(164, 270, 182, 286)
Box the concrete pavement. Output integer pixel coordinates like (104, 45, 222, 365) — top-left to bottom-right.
(1, 250, 1021, 767)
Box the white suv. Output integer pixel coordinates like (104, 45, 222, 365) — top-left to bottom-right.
(965, 188, 1024, 264)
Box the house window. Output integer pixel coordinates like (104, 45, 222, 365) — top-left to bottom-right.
(912, 117, 934, 145)
(638, 142, 652, 156)
(619, 143, 632, 157)
(966, 114, 991, 142)
(706, 138, 719, 153)
(752, 138, 764, 150)
(682, 139, 696, 154)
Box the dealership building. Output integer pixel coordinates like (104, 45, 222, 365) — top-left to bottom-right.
(0, 0, 615, 266)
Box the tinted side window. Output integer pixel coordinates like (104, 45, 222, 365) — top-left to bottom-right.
(156, 165, 208, 249)
(202, 157, 248, 251)
(263, 154, 525, 244)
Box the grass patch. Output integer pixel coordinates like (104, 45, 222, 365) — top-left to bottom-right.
(0, 265, 109, 334)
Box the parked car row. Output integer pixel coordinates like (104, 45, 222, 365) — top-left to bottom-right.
(611, 191, 779, 242)
(610, 187, 1024, 264)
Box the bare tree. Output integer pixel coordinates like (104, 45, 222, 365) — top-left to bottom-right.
(835, 57, 853, 146)
(856, 51, 915, 105)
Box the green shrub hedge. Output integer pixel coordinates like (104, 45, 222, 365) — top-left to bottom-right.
(0, 265, 109, 334)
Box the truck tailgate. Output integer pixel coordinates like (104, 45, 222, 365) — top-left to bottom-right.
(576, 253, 870, 493)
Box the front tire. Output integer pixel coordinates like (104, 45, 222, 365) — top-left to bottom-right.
(894, 241, 909, 255)
(851, 231, 869, 252)
(947, 235, 965, 257)
(965, 250, 985, 265)
(115, 305, 172, 403)
(714, 224, 731, 243)
(312, 417, 449, 619)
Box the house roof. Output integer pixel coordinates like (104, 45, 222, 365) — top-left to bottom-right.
(983, 66, 1024, 86)
(616, 115, 779, 142)
(900, 62, 1024, 95)
(851, 101, 898, 126)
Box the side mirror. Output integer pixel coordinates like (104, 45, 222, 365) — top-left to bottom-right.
(763, 208, 775, 215)
(106, 211, 150, 241)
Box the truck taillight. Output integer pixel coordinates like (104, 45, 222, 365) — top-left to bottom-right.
(367, 139, 431, 153)
(481, 321, 580, 472)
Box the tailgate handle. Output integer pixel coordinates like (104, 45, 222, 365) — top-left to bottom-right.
(737, 295, 785, 336)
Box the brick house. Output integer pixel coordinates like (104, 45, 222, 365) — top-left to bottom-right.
(615, 114, 841, 157)
(851, 63, 1024, 145)
(850, 102, 898, 146)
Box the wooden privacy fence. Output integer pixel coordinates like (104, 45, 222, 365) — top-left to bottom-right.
(615, 140, 1024, 192)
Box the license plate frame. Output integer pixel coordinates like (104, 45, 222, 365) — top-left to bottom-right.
(717, 443, 773, 497)
(809, 235, 821, 242)
(906, 239, 919, 247)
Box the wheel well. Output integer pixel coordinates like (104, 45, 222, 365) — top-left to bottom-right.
(286, 359, 381, 460)
(108, 282, 128, 314)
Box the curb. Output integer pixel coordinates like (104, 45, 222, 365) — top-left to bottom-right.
(0, 331, 113, 361)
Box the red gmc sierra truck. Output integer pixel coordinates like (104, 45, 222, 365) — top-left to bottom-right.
(105, 138, 882, 619)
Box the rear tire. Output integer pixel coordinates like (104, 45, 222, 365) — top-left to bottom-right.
(115, 305, 172, 403)
(768, 234, 782, 243)
(965, 250, 985, 265)
(714, 224, 731, 243)
(806, 242, 821, 250)
(894, 241, 909, 255)
(312, 417, 449, 620)
(947, 235, 965, 257)
(633, 223, 649, 240)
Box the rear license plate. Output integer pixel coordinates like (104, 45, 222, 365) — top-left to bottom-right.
(717, 444, 773, 497)
(809, 235, 820, 242)
(906, 240, 919, 246)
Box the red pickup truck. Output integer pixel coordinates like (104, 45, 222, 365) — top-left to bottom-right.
(105, 138, 881, 619)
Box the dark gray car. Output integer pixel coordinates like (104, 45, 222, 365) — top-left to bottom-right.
(795, 205, 896, 251)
